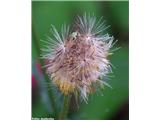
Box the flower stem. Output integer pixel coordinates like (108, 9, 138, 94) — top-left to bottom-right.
(59, 95, 71, 120)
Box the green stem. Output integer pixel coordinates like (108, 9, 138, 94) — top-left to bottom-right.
(59, 95, 71, 120)
(32, 23, 57, 119)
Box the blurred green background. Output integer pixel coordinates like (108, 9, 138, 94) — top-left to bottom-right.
(32, 1, 129, 120)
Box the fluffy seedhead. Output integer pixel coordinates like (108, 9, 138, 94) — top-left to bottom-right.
(41, 13, 114, 102)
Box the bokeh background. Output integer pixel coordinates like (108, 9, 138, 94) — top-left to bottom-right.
(32, 1, 129, 120)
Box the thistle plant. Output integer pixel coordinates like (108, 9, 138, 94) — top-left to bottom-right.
(41, 13, 115, 119)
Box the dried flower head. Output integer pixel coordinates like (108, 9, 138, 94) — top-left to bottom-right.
(41, 14, 114, 102)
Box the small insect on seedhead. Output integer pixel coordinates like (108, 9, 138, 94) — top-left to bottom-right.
(69, 31, 78, 40)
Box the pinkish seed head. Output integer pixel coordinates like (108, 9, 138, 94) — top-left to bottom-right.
(41, 13, 114, 102)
